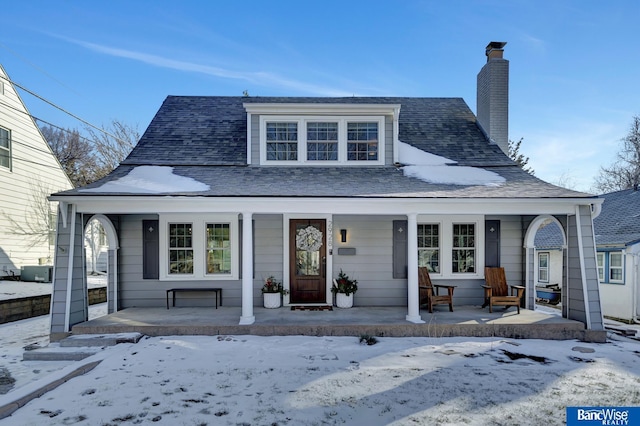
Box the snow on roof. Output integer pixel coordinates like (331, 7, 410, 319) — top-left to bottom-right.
(398, 141, 505, 186)
(79, 166, 210, 194)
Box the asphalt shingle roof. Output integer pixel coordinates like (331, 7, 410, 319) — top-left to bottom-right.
(69, 164, 590, 199)
(534, 221, 564, 248)
(55, 96, 596, 200)
(122, 96, 513, 167)
(594, 189, 640, 246)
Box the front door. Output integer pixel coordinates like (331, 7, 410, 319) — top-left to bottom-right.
(290, 219, 326, 304)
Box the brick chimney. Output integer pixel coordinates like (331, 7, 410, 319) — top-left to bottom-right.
(477, 41, 509, 154)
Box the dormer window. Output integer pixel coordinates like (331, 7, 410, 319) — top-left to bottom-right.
(259, 116, 384, 165)
(266, 122, 298, 161)
(244, 102, 400, 166)
(347, 122, 378, 161)
(307, 122, 338, 161)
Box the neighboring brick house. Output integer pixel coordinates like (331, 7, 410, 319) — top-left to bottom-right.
(594, 188, 640, 322)
(48, 42, 604, 339)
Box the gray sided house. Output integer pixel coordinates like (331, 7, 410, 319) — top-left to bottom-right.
(48, 43, 604, 339)
(594, 188, 640, 322)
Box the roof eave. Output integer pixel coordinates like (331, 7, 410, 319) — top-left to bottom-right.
(243, 103, 402, 115)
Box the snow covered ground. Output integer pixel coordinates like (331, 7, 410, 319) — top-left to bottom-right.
(1, 326, 639, 424)
(0, 275, 108, 396)
(0, 302, 107, 397)
(1, 276, 639, 425)
(0, 275, 106, 301)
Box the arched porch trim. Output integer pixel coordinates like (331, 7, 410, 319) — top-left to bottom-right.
(523, 215, 567, 310)
(86, 214, 119, 313)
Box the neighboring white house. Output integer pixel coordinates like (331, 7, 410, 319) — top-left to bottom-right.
(594, 188, 640, 323)
(533, 220, 564, 304)
(85, 217, 108, 274)
(0, 64, 73, 279)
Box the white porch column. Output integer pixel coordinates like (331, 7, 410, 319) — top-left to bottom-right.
(239, 212, 255, 325)
(524, 246, 532, 310)
(406, 213, 425, 323)
(112, 248, 118, 313)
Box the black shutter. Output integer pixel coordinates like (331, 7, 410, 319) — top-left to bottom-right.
(393, 220, 408, 278)
(143, 220, 159, 279)
(484, 220, 500, 268)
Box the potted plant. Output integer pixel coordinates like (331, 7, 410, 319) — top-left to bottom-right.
(261, 276, 288, 308)
(331, 269, 358, 308)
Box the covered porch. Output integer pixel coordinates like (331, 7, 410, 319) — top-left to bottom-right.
(48, 196, 605, 340)
(70, 305, 606, 342)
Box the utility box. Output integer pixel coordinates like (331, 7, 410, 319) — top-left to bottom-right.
(21, 265, 53, 283)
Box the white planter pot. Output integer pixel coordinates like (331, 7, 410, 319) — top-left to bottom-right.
(263, 293, 281, 309)
(335, 293, 353, 308)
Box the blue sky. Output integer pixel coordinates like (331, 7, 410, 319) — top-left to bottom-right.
(2, 1, 639, 192)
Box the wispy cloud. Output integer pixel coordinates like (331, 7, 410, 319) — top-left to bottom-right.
(520, 33, 546, 54)
(58, 35, 353, 97)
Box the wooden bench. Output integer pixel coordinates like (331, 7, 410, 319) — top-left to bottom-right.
(166, 288, 222, 309)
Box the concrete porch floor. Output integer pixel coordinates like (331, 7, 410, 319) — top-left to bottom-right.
(71, 305, 606, 342)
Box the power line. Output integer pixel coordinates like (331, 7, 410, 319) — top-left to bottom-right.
(0, 100, 106, 171)
(0, 97, 128, 150)
(7, 153, 67, 171)
(0, 105, 119, 177)
(10, 133, 62, 158)
(0, 74, 130, 145)
(0, 42, 83, 97)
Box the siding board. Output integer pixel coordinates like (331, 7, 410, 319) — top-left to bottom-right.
(0, 66, 73, 273)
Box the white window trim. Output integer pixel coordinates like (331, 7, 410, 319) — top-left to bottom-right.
(608, 251, 624, 284)
(159, 214, 239, 281)
(596, 252, 605, 282)
(418, 215, 484, 279)
(259, 115, 385, 166)
(0, 127, 11, 171)
(538, 252, 550, 283)
(417, 222, 441, 274)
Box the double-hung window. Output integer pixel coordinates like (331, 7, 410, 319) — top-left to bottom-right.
(266, 122, 298, 161)
(0, 127, 11, 170)
(168, 223, 194, 274)
(597, 251, 624, 284)
(160, 214, 238, 280)
(609, 252, 623, 282)
(206, 223, 231, 274)
(416, 215, 483, 278)
(538, 252, 549, 283)
(347, 122, 378, 161)
(452, 223, 475, 273)
(260, 116, 384, 165)
(307, 122, 338, 161)
(418, 224, 440, 273)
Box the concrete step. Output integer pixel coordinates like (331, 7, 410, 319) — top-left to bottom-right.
(23, 345, 102, 361)
(59, 332, 144, 347)
(605, 324, 638, 337)
(22, 332, 144, 361)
